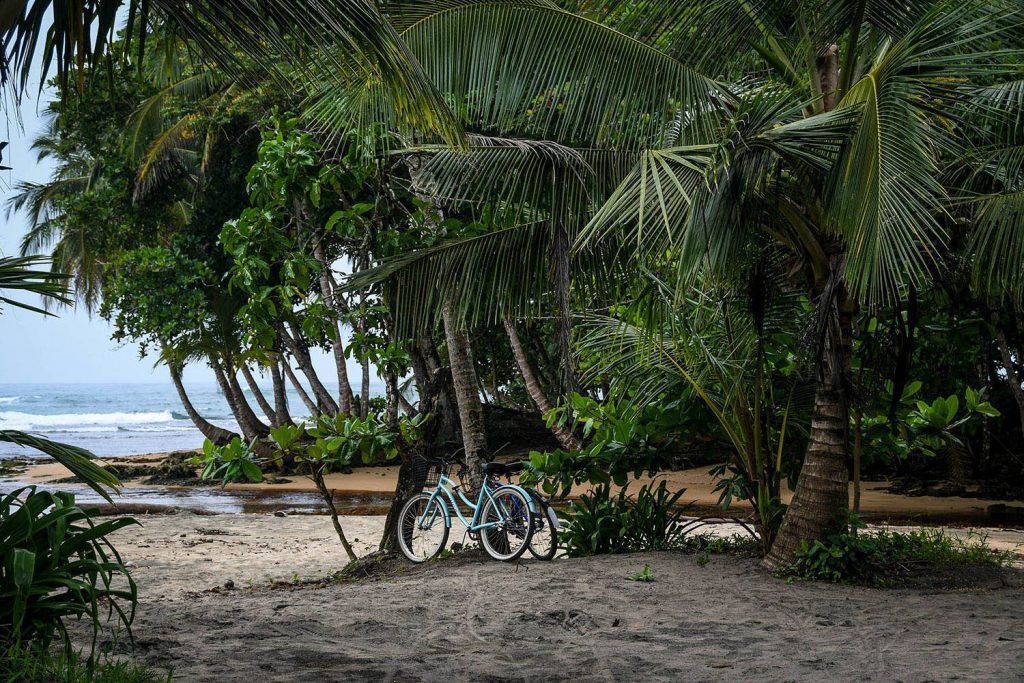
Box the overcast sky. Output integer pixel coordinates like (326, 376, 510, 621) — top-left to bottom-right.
(0, 89, 353, 386)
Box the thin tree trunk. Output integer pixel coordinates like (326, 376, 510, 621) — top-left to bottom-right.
(279, 322, 339, 414)
(852, 408, 862, 513)
(442, 299, 488, 488)
(552, 224, 580, 397)
(765, 293, 852, 569)
(310, 466, 357, 562)
(505, 318, 581, 451)
(270, 360, 292, 427)
(283, 361, 319, 418)
(995, 330, 1024, 437)
(312, 237, 355, 414)
(226, 365, 270, 438)
(361, 354, 371, 419)
(168, 364, 237, 444)
(240, 365, 276, 425)
(211, 355, 259, 442)
(384, 370, 400, 428)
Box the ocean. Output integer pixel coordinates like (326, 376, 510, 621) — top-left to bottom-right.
(0, 381, 380, 460)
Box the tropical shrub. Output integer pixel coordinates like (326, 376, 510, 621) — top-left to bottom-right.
(560, 481, 688, 557)
(0, 487, 138, 653)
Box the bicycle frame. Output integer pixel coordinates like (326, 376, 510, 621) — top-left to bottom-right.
(418, 474, 536, 532)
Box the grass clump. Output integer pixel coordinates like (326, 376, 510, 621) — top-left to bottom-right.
(627, 564, 654, 582)
(779, 518, 1012, 586)
(1, 645, 171, 683)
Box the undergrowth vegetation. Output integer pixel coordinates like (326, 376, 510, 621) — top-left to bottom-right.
(779, 518, 1012, 585)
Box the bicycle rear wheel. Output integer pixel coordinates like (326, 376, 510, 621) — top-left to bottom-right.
(397, 492, 449, 563)
(479, 487, 534, 561)
(526, 490, 558, 561)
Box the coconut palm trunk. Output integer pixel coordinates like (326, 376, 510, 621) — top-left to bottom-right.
(765, 287, 853, 568)
(442, 298, 488, 488)
(169, 365, 237, 445)
(504, 318, 580, 451)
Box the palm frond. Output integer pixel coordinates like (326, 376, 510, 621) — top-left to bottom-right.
(0, 255, 71, 314)
(0, 431, 120, 503)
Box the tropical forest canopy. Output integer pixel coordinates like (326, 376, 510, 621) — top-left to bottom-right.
(1, 0, 1023, 567)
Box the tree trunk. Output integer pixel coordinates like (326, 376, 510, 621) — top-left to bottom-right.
(283, 361, 319, 418)
(816, 44, 840, 111)
(765, 291, 852, 569)
(995, 330, 1024, 437)
(211, 355, 259, 442)
(227, 365, 270, 438)
(384, 369, 400, 428)
(551, 225, 580, 397)
(240, 364, 276, 425)
(270, 360, 292, 427)
(360, 354, 371, 419)
(378, 450, 422, 553)
(310, 466, 357, 562)
(504, 318, 581, 451)
(442, 299, 488, 488)
(279, 322, 339, 414)
(168, 364, 237, 445)
(312, 237, 355, 415)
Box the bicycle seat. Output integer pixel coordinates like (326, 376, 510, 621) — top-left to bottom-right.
(481, 461, 526, 476)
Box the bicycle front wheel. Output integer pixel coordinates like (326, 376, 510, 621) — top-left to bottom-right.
(397, 492, 449, 563)
(479, 487, 534, 561)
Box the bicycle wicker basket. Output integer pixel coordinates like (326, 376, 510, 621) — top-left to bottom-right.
(412, 458, 450, 489)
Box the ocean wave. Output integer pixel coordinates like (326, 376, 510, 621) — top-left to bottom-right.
(0, 410, 176, 431)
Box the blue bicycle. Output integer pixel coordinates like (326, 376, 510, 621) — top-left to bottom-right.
(397, 457, 535, 562)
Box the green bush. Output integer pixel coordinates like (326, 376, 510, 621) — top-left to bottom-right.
(781, 518, 1010, 585)
(0, 487, 138, 653)
(561, 481, 688, 557)
(2, 645, 169, 683)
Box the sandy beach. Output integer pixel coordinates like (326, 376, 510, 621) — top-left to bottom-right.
(93, 512, 1024, 682)
(9, 455, 1024, 679)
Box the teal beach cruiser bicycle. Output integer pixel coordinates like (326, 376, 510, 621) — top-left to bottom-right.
(397, 457, 537, 562)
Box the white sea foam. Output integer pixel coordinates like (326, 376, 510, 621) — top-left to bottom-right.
(0, 410, 176, 431)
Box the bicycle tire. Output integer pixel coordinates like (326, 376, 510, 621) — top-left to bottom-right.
(479, 487, 534, 561)
(525, 489, 558, 561)
(397, 492, 449, 563)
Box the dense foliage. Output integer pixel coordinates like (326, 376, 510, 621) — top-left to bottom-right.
(3, 1, 1023, 570)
